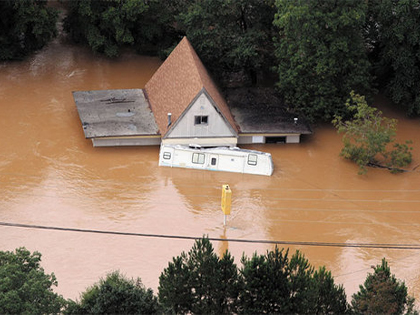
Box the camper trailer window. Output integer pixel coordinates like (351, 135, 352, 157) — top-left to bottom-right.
(163, 152, 171, 159)
(194, 115, 208, 125)
(248, 154, 258, 166)
(192, 153, 205, 164)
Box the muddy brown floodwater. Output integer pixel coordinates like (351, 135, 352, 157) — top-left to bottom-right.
(1, 32, 420, 304)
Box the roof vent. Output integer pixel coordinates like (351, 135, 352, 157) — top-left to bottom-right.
(168, 113, 172, 127)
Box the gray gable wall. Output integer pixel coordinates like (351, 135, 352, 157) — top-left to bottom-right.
(165, 90, 237, 139)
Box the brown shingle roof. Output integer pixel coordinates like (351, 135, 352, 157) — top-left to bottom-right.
(145, 37, 238, 137)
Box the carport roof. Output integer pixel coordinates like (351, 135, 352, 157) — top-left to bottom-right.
(226, 88, 312, 135)
(73, 89, 159, 138)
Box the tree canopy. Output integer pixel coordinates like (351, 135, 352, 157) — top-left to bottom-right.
(159, 238, 348, 314)
(0, 0, 58, 60)
(60, 0, 420, 119)
(366, 0, 420, 116)
(36, 0, 420, 118)
(0, 247, 66, 314)
(333, 92, 413, 174)
(273, 0, 372, 122)
(176, 0, 276, 85)
(158, 237, 239, 314)
(65, 271, 161, 314)
(238, 248, 348, 314)
(351, 258, 418, 315)
(1, 244, 418, 314)
(63, 0, 179, 57)
(63, 0, 276, 85)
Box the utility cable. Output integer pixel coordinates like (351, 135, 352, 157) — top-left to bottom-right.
(1, 221, 420, 250)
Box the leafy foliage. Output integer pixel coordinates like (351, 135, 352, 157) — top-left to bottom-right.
(58, 0, 420, 118)
(64, 0, 179, 57)
(273, 0, 372, 122)
(238, 248, 348, 314)
(0, 247, 66, 314)
(333, 92, 413, 174)
(158, 237, 239, 314)
(366, 0, 420, 116)
(172, 0, 276, 85)
(0, 0, 58, 60)
(351, 258, 418, 315)
(65, 271, 161, 314)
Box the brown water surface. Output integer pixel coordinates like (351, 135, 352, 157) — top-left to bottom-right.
(1, 35, 420, 303)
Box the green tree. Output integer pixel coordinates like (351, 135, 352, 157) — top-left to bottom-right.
(0, 247, 66, 314)
(312, 266, 349, 314)
(333, 92, 413, 174)
(64, 0, 178, 57)
(274, 0, 372, 122)
(351, 258, 418, 315)
(0, 0, 58, 60)
(158, 237, 239, 314)
(238, 248, 348, 314)
(176, 0, 276, 85)
(366, 0, 420, 116)
(65, 271, 161, 314)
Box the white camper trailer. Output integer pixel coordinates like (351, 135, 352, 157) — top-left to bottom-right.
(159, 144, 273, 176)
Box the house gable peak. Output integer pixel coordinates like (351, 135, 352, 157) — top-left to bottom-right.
(145, 37, 238, 137)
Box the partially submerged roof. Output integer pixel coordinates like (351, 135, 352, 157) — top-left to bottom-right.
(226, 88, 312, 135)
(145, 37, 238, 137)
(73, 89, 159, 138)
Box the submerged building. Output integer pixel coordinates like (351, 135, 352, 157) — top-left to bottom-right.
(73, 37, 311, 148)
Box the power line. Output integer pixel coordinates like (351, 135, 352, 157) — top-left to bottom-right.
(1, 221, 420, 250)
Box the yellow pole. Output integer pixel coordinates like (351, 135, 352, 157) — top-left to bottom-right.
(221, 184, 232, 225)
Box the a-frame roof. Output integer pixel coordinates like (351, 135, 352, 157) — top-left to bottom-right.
(145, 37, 238, 137)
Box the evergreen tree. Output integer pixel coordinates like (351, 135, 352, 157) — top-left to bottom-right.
(311, 266, 348, 314)
(238, 248, 348, 314)
(158, 237, 239, 314)
(351, 258, 418, 315)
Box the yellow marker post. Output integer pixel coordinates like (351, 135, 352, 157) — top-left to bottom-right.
(221, 184, 232, 225)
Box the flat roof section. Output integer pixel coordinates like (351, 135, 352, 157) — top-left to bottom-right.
(73, 89, 159, 138)
(226, 88, 312, 135)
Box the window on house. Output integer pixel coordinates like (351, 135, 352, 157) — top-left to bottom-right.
(248, 154, 258, 166)
(163, 152, 171, 160)
(192, 153, 205, 164)
(194, 115, 208, 125)
(211, 157, 217, 166)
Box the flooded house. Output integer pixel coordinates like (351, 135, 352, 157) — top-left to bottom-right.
(73, 36, 311, 147)
(72, 37, 311, 175)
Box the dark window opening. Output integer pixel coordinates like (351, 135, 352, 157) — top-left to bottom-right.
(195, 115, 208, 125)
(266, 136, 286, 144)
(211, 157, 217, 165)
